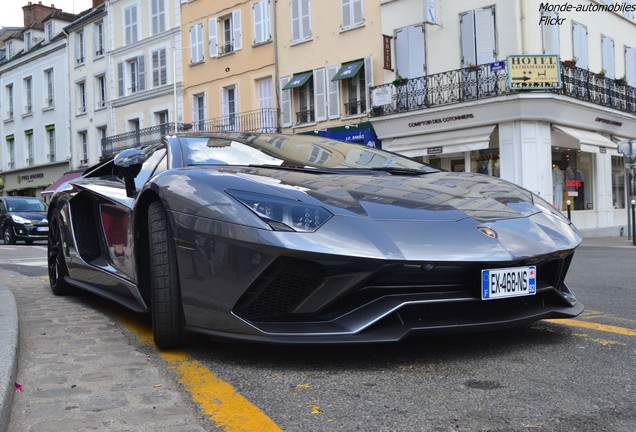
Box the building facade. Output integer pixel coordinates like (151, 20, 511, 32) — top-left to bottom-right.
(0, 3, 77, 197)
(370, 0, 636, 236)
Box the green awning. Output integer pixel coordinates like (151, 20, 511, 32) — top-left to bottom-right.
(331, 60, 364, 81)
(283, 72, 313, 90)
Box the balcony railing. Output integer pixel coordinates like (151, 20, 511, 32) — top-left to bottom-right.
(296, 109, 315, 124)
(101, 108, 281, 159)
(369, 62, 636, 117)
(345, 100, 367, 116)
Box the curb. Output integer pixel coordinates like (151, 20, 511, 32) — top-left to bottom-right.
(0, 285, 18, 432)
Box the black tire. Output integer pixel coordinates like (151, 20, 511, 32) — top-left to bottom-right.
(3, 225, 16, 245)
(47, 213, 73, 295)
(148, 201, 187, 349)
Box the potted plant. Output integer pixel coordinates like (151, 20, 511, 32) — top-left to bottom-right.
(615, 75, 627, 86)
(597, 69, 606, 78)
(562, 58, 577, 68)
(392, 74, 408, 86)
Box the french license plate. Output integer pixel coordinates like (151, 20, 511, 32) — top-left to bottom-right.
(36, 227, 49, 232)
(481, 266, 536, 300)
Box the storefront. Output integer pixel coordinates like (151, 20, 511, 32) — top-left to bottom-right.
(371, 96, 636, 236)
(3, 162, 71, 199)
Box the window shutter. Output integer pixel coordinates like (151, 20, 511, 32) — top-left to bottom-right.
(474, 7, 496, 64)
(460, 11, 476, 67)
(280, 77, 292, 127)
(291, 0, 301, 41)
(191, 96, 199, 129)
(301, 0, 311, 39)
(341, 0, 352, 28)
(160, 49, 167, 85)
(232, 10, 242, 50)
(541, 11, 560, 55)
(131, 6, 138, 43)
(626, 46, 636, 86)
(209, 19, 218, 58)
(326, 65, 340, 119)
(313, 68, 327, 121)
(190, 26, 196, 62)
(572, 21, 588, 69)
(138, 55, 146, 91)
(152, 51, 159, 86)
(364, 56, 373, 112)
(353, 0, 363, 26)
(254, 2, 263, 44)
(118, 62, 124, 96)
(263, 0, 271, 41)
(601, 36, 615, 79)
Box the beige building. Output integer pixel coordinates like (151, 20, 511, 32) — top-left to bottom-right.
(180, 0, 277, 132)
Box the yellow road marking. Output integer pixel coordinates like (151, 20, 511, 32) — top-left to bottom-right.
(545, 319, 636, 337)
(114, 312, 282, 432)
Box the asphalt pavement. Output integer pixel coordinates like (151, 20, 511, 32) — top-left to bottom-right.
(0, 235, 634, 431)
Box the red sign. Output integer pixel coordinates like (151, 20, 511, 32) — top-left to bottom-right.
(383, 35, 392, 71)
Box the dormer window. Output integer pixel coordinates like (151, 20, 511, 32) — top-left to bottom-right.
(25, 31, 33, 51)
(6, 41, 13, 60)
(45, 22, 54, 42)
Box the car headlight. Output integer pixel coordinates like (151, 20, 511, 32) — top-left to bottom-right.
(11, 215, 31, 224)
(227, 190, 333, 233)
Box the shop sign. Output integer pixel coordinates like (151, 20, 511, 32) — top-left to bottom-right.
(427, 146, 443, 155)
(383, 35, 392, 71)
(507, 55, 561, 90)
(17, 172, 45, 184)
(371, 86, 393, 107)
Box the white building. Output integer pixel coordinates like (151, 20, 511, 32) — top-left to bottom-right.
(105, 0, 183, 155)
(0, 3, 78, 197)
(65, 0, 109, 169)
(371, 0, 636, 236)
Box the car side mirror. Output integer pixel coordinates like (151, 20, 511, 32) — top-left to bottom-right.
(114, 148, 145, 197)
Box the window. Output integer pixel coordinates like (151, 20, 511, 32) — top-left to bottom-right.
(45, 22, 54, 42)
(77, 81, 87, 114)
(626, 46, 636, 87)
(395, 24, 425, 79)
(26, 131, 34, 166)
(5, 41, 13, 60)
(47, 126, 56, 161)
(214, 11, 242, 55)
(601, 36, 615, 79)
(291, 0, 311, 43)
(5, 85, 14, 118)
(95, 22, 105, 56)
(192, 93, 206, 131)
(572, 21, 588, 70)
(611, 156, 625, 209)
(76, 30, 85, 65)
(45, 69, 54, 107)
(152, 48, 168, 87)
(24, 78, 32, 114)
(541, 11, 559, 54)
(297, 78, 314, 124)
(624, 0, 635, 19)
(257, 77, 275, 131)
(155, 110, 169, 134)
(189, 24, 204, 63)
(118, 56, 146, 96)
(79, 131, 88, 164)
(551, 150, 593, 211)
(7, 138, 15, 169)
(460, 7, 496, 67)
(221, 85, 237, 130)
(151, 0, 166, 35)
(341, 0, 363, 30)
(124, 5, 139, 45)
(97, 126, 107, 159)
(96, 75, 107, 108)
(25, 31, 33, 51)
(345, 68, 366, 116)
(253, 0, 271, 44)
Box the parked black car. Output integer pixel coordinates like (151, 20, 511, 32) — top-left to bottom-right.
(0, 196, 49, 244)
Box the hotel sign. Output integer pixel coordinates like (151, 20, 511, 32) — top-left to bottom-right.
(507, 55, 562, 90)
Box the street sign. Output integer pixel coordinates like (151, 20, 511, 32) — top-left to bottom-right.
(507, 55, 562, 90)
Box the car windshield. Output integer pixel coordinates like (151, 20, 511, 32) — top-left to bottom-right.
(177, 132, 438, 173)
(5, 198, 48, 212)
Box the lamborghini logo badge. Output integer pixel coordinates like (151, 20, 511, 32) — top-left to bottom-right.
(477, 226, 498, 239)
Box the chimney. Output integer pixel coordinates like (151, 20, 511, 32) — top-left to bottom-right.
(22, 2, 61, 28)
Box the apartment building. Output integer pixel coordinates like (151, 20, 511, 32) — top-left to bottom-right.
(0, 2, 78, 197)
(180, 0, 277, 133)
(276, 0, 383, 146)
(65, 0, 109, 170)
(106, 0, 183, 147)
(370, 0, 636, 236)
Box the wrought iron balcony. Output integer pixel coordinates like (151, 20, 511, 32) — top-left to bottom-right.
(101, 108, 280, 160)
(369, 62, 636, 117)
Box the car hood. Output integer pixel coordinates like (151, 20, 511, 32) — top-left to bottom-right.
(9, 211, 48, 222)
(219, 166, 540, 222)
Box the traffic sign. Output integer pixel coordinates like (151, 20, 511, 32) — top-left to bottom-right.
(507, 55, 562, 90)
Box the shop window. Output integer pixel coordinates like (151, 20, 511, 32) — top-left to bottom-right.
(471, 149, 500, 177)
(611, 156, 625, 209)
(551, 150, 593, 211)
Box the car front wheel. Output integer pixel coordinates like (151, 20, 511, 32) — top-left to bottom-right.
(3, 225, 16, 245)
(148, 201, 188, 349)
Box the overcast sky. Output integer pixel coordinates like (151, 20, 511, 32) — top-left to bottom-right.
(0, 0, 92, 29)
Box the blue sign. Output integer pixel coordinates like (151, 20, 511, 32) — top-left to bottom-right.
(490, 61, 505, 72)
(315, 128, 379, 148)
